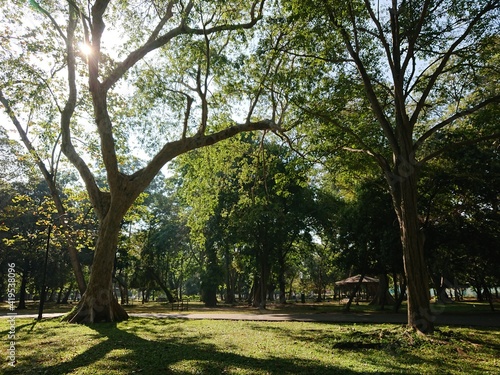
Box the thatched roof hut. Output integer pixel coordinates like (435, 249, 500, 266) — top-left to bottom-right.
(334, 275, 379, 301)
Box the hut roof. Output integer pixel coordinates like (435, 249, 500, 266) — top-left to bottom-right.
(335, 274, 379, 285)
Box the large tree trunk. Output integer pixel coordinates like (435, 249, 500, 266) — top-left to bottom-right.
(389, 166, 434, 333)
(65, 214, 128, 323)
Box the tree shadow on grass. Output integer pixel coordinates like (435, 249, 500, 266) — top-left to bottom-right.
(245, 322, 500, 374)
(19, 319, 377, 375)
(0, 320, 38, 336)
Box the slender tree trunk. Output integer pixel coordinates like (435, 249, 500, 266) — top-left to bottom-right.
(48, 288, 55, 302)
(57, 286, 64, 304)
(148, 269, 175, 303)
(288, 275, 295, 301)
(370, 273, 395, 309)
(474, 283, 483, 301)
(237, 275, 243, 301)
(114, 274, 130, 305)
(16, 270, 28, 310)
(248, 276, 256, 305)
(344, 273, 365, 312)
(278, 253, 287, 304)
(394, 275, 407, 312)
(201, 245, 219, 307)
(224, 249, 236, 304)
(252, 275, 261, 307)
(62, 283, 73, 304)
(65, 214, 128, 323)
(259, 253, 270, 309)
(393, 272, 399, 301)
(483, 283, 495, 312)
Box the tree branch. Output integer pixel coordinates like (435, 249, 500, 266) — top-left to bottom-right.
(414, 95, 500, 152)
(130, 119, 279, 193)
(102, 0, 265, 92)
(322, 0, 399, 154)
(419, 132, 500, 165)
(0, 90, 53, 183)
(410, 1, 499, 126)
(59, 5, 104, 217)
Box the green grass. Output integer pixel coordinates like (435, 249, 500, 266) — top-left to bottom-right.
(1, 317, 499, 374)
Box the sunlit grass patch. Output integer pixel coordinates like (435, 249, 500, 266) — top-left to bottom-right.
(0, 317, 498, 374)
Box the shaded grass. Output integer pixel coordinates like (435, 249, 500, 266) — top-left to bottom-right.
(1, 299, 495, 316)
(123, 299, 498, 315)
(0, 317, 499, 374)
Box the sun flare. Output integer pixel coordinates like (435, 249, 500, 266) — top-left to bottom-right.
(78, 42, 92, 57)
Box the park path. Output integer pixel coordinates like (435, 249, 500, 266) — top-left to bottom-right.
(1, 311, 499, 327)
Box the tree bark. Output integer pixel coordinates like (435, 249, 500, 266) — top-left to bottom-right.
(389, 168, 434, 333)
(64, 213, 128, 323)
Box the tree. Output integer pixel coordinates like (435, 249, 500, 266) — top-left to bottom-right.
(1, 0, 280, 323)
(275, 0, 500, 332)
(421, 131, 500, 309)
(137, 187, 192, 303)
(0, 71, 88, 296)
(0, 180, 71, 309)
(336, 180, 401, 308)
(175, 133, 315, 307)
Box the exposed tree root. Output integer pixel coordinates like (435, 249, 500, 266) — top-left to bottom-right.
(63, 293, 128, 324)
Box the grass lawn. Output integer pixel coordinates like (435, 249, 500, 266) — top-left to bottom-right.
(1, 316, 499, 374)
